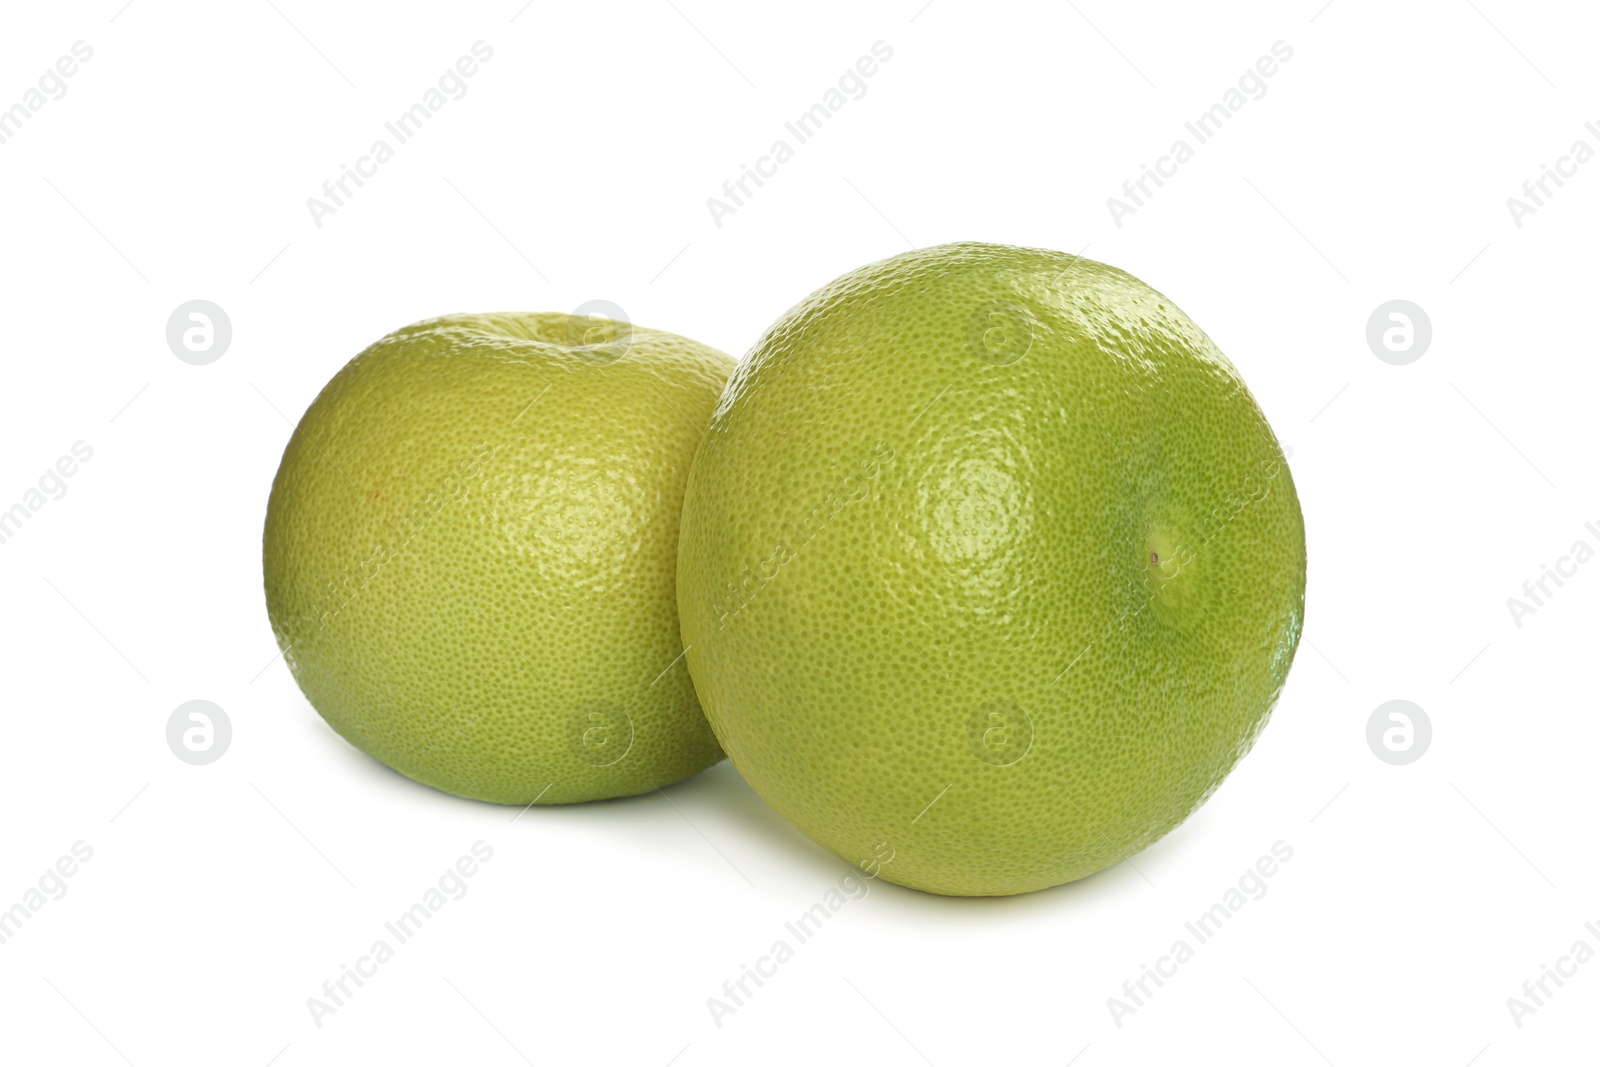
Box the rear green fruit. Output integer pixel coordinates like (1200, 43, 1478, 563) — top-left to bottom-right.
(265, 313, 733, 804)
(677, 243, 1305, 896)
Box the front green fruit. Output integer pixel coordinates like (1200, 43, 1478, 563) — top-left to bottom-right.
(677, 243, 1305, 896)
(265, 313, 733, 804)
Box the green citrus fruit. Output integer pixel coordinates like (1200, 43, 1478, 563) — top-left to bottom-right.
(677, 243, 1305, 895)
(264, 312, 733, 804)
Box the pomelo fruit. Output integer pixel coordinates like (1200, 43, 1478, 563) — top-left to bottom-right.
(264, 312, 733, 804)
(676, 243, 1305, 895)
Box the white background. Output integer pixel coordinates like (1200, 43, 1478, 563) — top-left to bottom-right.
(1, 1, 1595, 1063)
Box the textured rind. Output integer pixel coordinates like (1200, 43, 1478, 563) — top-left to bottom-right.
(677, 243, 1306, 896)
(264, 313, 734, 804)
